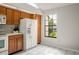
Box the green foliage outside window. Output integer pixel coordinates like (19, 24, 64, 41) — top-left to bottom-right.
(45, 15, 57, 38)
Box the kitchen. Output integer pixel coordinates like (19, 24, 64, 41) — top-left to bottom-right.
(1, 3, 79, 55)
(0, 4, 41, 55)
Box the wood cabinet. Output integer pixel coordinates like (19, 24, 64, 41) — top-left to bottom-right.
(8, 34, 23, 54)
(6, 9, 21, 25)
(34, 14, 41, 44)
(21, 12, 28, 18)
(16, 35, 23, 51)
(13, 10, 21, 25)
(0, 6, 6, 15)
(38, 15, 41, 44)
(21, 12, 33, 19)
(8, 36, 16, 54)
(6, 8, 14, 24)
(30, 14, 34, 19)
(0, 5, 41, 25)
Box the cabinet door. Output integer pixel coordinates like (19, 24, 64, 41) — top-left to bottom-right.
(13, 10, 21, 25)
(21, 12, 32, 19)
(29, 14, 34, 19)
(8, 36, 16, 54)
(6, 8, 14, 24)
(38, 15, 41, 44)
(16, 35, 23, 51)
(0, 6, 6, 15)
(35, 15, 41, 44)
(21, 12, 27, 19)
(20, 12, 25, 18)
(25, 13, 30, 18)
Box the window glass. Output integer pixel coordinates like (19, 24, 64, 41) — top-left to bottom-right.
(44, 14, 57, 38)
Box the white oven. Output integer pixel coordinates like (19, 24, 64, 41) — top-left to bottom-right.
(0, 15, 6, 24)
(0, 36, 8, 52)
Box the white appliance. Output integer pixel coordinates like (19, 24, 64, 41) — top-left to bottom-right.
(0, 36, 8, 53)
(0, 15, 6, 24)
(20, 18, 37, 50)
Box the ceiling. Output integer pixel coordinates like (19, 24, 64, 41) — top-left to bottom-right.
(35, 3, 73, 10)
(3, 3, 42, 14)
(3, 3, 74, 14)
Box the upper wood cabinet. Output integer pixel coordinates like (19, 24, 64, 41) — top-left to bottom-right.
(13, 10, 21, 25)
(0, 5, 41, 25)
(6, 9, 21, 25)
(21, 12, 33, 19)
(6, 8, 14, 24)
(30, 14, 34, 19)
(20, 12, 26, 19)
(0, 6, 6, 15)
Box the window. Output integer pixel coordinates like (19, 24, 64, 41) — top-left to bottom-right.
(44, 14, 57, 38)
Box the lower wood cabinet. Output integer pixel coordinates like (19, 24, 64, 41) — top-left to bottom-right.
(16, 35, 23, 51)
(8, 34, 23, 54)
(8, 36, 16, 54)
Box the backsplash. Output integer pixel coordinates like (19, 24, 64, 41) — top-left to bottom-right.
(0, 25, 17, 34)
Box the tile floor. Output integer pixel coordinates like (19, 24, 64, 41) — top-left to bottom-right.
(15, 45, 79, 55)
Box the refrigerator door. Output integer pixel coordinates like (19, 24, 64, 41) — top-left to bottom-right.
(20, 19, 27, 50)
(26, 19, 32, 49)
(31, 20, 37, 47)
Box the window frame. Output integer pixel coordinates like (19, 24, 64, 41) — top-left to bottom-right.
(44, 15, 57, 38)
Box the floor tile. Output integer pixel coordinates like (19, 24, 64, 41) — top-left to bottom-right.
(15, 45, 79, 55)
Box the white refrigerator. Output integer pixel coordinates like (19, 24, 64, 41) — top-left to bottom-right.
(20, 18, 37, 50)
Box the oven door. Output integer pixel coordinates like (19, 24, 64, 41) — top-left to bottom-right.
(0, 37, 7, 52)
(0, 40, 4, 48)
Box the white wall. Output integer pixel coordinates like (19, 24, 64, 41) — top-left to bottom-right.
(41, 4, 79, 51)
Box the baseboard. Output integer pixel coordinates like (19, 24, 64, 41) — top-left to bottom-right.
(41, 42, 79, 53)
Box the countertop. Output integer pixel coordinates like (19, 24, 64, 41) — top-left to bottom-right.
(6, 33, 23, 36)
(0, 33, 23, 37)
